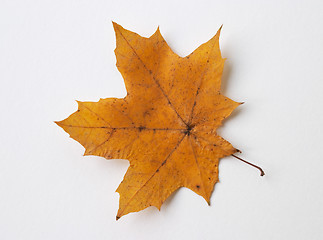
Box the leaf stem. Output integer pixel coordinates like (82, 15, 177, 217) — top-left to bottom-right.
(231, 154, 265, 176)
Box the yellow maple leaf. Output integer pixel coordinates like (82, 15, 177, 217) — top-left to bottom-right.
(56, 22, 264, 220)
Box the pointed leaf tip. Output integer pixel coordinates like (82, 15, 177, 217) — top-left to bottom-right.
(150, 25, 163, 40)
(216, 25, 223, 37)
(112, 21, 122, 32)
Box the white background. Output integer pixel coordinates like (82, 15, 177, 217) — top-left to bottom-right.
(1, 0, 323, 239)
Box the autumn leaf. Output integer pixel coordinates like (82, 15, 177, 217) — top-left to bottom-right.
(56, 22, 264, 220)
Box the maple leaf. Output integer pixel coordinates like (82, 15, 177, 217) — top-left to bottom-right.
(56, 22, 264, 220)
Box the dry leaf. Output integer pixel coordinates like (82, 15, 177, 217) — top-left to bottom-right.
(56, 22, 261, 220)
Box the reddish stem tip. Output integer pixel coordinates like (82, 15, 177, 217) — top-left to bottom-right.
(231, 154, 265, 176)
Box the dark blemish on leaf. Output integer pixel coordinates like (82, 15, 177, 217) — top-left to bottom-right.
(143, 110, 151, 116)
(156, 169, 159, 172)
(138, 126, 146, 132)
(196, 185, 200, 189)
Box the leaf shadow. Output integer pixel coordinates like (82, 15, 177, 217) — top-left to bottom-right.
(221, 59, 232, 98)
(224, 105, 243, 123)
(220, 60, 244, 123)
(161, 188, 181, 209)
